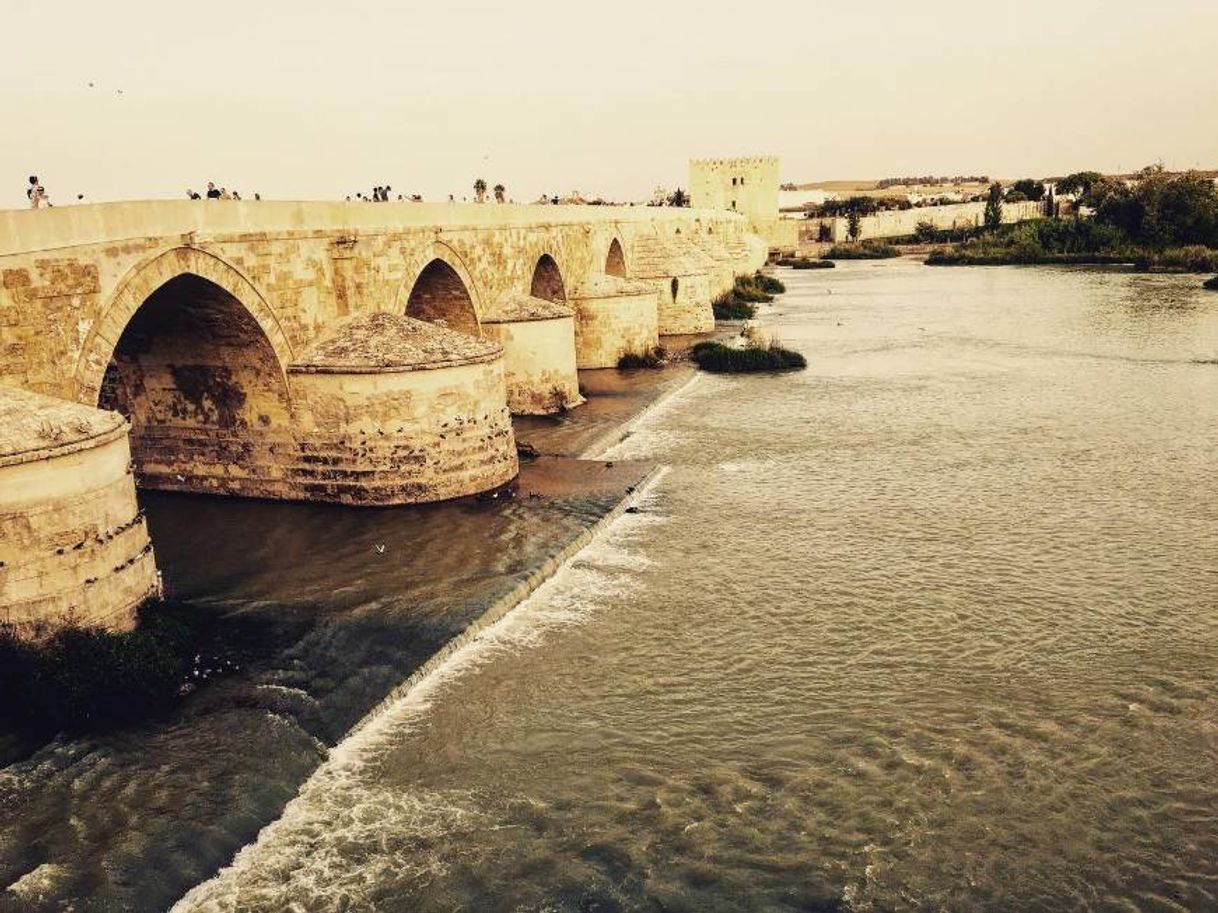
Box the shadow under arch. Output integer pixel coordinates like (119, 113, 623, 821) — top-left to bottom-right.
(77, 246, 293, 405)
(88, 252, 295, 496)
(530, 253, 567, 302)
(396, 242, 483, 336)
(605, 237, 627, 278)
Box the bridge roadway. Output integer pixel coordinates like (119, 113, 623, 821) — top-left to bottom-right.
(0, 200, 765, 634)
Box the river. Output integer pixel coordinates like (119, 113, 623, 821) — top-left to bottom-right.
(164, 260, 1218, 911)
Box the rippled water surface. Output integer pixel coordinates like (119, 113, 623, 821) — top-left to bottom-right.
(26, 260, 1218, 912)
(177, 261, 1218, 912)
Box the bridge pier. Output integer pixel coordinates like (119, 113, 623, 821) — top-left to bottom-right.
(286, 312, 518, 505)
(630, 234, 715, 335)
(569, 276, 661, 368)
(0, 386, 160, 638)
(482, 295, 583, 414)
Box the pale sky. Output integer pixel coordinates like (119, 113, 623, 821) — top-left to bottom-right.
(3, 0, 1216, 209)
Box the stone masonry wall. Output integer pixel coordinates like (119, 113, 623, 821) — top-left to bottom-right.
(0, 427, 160, 636)
(287, 359, 518, 505)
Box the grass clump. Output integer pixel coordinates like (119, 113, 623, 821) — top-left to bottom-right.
(617, 346, 667, 369)
(791, 258, 835, 270)
(712, 294, 756, 320)
(690, 339, 806, 373)
(713, 272, 786, 320)
(0, 602, 204, 734)
(821, 242, 900, 260)
(1204, 275, 1218, 290)
(752, 273, 786, 294)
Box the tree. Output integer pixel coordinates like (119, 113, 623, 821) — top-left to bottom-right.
(914, 220, 938, 243)
(493, 183, 506, 204)
(1092, 166, 1218, 248)
(984, 182, 1004, 230)
(1056, 171, 1103, 202)
(1011, 178, 1045, 202)
(667, 187, 689, 207)
(473, 178, 487, 203)
(847, 209, 862, 242)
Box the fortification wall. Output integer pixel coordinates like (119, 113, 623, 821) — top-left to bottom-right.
(791, 199, 1047, 246)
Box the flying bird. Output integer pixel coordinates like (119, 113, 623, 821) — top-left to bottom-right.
(374, 544, 385, 554)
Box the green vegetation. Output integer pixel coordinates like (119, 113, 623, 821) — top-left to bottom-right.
(753, 273, 786, 294)
(690, 340, 806, 373)
(1010, 179, 1046, 202)
(822, 242, 900, 260)
(713, 273, 786, 320)
(984, 182, 1004, 229)
(1133, 246, 1218, 273)
(0, 602, 207, 734)
(846, 209, 862, 242)
(774, 257, 833, 269)
(910, 222, 985, 245)
(617, 346, 667, 369)
(815, 195, 913, 216)
(927, 167, 1218, 270)
(712, 296, 755, 320)
(877, 174, 988, 189)
(1204, 275, 1218, 291)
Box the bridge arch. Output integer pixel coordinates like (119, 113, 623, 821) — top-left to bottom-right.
(605, 237, 627, 278)
(82, 247, 295, 496)
(396, 242, 483, 336)
(529, 253, 567, 302)
(77, 247, 293, 404)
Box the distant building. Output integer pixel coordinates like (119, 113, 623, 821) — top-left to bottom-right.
(689, 156, 780, 236)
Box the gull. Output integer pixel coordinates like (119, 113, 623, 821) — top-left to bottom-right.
(374, 544, 385, 554)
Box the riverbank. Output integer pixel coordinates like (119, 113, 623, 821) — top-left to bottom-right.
(923, 218, 1218, 272)
(0, 364, 696, 912)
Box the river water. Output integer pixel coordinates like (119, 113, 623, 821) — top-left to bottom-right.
(164, 261, 1218, 912)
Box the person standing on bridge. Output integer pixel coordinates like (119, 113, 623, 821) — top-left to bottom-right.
(27, 176, 52, 209)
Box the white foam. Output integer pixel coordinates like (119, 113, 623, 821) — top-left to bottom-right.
(172, 470, 670, 913)
(590, 373, 707, 461)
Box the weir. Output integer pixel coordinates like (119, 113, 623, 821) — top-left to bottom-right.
(0, 201, 766, 637)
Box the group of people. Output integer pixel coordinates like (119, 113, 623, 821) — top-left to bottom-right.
(346, 185, 421, 202)
(187, 182, 258, 201)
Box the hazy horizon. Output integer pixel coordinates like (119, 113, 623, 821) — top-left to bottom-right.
(3, 0, 1216, 209)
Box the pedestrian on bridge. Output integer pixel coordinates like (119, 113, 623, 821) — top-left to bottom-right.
(27, 176, 52, 209)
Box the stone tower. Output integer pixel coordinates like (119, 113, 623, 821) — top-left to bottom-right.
(688, 156, 780, 237)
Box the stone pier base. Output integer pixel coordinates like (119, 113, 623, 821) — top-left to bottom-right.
(569, 276, 661, 368)
(0, 386, 160, 639)
(482, 295, 583, 415)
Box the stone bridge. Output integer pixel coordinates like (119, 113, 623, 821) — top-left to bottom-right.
(0, 201, 765, 635)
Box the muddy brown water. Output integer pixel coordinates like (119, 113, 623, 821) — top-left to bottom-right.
(171, 260, 1218, 913)
(6, 259, 1218, 912)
